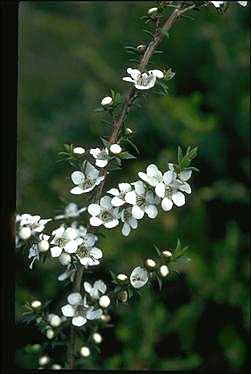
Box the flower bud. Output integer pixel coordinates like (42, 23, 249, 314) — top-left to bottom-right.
(59, 253, 71, 266)
(31, 300, 42, 309)
(39, 355, 50, 366)
(38, 240, 49, 252)
(125, 127, 133, 135)
(145, 258, 156, 268)
(137, 44, 146, 54)
(31, 344, 41, 353)
(92, 332, 102, 344)
(19, 226, 31, 240)
(73, 146, 85, 154)
(51, 364, 62, 370)
(160, 265, 169, 277)
(101, 96, 113, 106)
(100, 314, 111, 322)
(162, 250, 172, 258)
(99, 295, 111, 308)
(110, 144, 122, 154)
(46, 328, 55, 339)
(148, 7, 158, 16)
(80, 346, 90, 357)
(116, 273, 128, 282)
(48, 314, 61, 327)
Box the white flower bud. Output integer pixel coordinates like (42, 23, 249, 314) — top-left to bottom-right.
(148, 7, 158, 15)
(19, 226, 31, 240)
(31, 300, 42, 308)
(117, 273, 128, 281)
(73, 146, 85, 154)
(101, 96, 113, 106)
(31, 344, 41, 352)
(160, 265, 169, 277)
(100, 314, 111, 322)
(39, 355, 50, 366)
(162, 250, 172, 258)
(59, 253, 71, 266)
(80, 346, 90, 357)
(126, 127, 133, 135)
(38, 240, 49, 252)
(46, 328, 55, 339)
(48, 314, 61, 327)
(146, 258, 156, 268)
(51, 364, 62, 370)
(99, 295, 110, 308)
(92, 332, 102, 344)
(110, 144, 122, 154)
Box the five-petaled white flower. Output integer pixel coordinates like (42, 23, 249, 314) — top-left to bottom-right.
(74, 226, 103, 266)
(138, 163, 164, 193)
(120, 207, 138, 237)
(54, 203, 86, 219)
(125, 181, 159, 220)
(84, 280, 107, 299)
(70, 161, 105, 195)
(130, 266, 149, 288)
(90, 147, 109, 168)
(50, 226, 82, 257)
(122, 68, 164, 90)
(88, 196, 119, 228)
(155, 164, 192, 211)
(107, 183, 132, 207)
(210, 1, 247, 7)
(61, 292, 102, 327)
(17, 214, 51, 235)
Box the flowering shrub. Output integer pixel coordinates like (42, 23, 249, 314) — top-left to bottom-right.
(16, 1, 248, 369)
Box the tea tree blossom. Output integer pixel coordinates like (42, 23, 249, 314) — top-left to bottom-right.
(130, 266, 149, 288)
(88, 196, 119, 228)
(50, 226, 82, 257)
(90, 147, 109, 168)
(70, 161, 105, 195)
(74, 233, 103, 266)
(107, 183, 132, 207)
(55, 203, 86, 219)
(61, 292, 102, 327)
(125, 181, 159, 219)
(122, 68, 164, 90)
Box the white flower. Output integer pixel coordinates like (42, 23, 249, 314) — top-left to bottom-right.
(70, 161, 105, 195)
(18, 214, 51, 234)
(107, 183, 132, 207)
(125, 181, 159, 220)
(84, 280, 107, 299)
(61, 292, 102, 327)
(99, 295, 110, 308)
(110, 144, 122, 154)
(210, 1, 247, 7)
(155, 164, 192, 212)
(73, 146, 85, 154)
(74, 232, 102, 267)
(122, 68, 164, 90)
(50, 226, 82, 257)
(130, 266, 148, 288)
(90, 147, 109, 168)
(55, 203, 87, 219)
(88, 196, 119, 228)
(120, 207, 138, 236)
(138, 163, 164, 193)
(101, 96, 113, 106)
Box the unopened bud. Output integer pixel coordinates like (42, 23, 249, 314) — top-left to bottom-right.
(101, 96, 113, 106)
(125, 127, 133, 135)
(39, 356, 50, 366)
(92, 332, 102, 344)
(73, 146, 85, 154)
(80, 346, 90, 357)
(162, 250, 172, 258)
(31, 300, 42, 309)
(160, 265, 169, 277)
(117, 290, 128, 303)
(46, 328, 55, 339)
(48, 314, 61, 327)
(145, 258, 156, 268)
(117, 273, 128, 282)
(100, 314, 111, 322)
(38, 240, 49, 252)
(148, 7, 158, 16)
(59, 253, 71, 266)
(51, 364, 62, 370)
(99, 295, 110, 308)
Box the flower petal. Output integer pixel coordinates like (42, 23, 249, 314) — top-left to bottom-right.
(85, 161, 99, 178)
(132, 205, 144, 220)
(161, 197, 173, 211)
(100, 196, 112, 209)
(68, 292, 82, 305)
(145, 205, 158, 219)
(96, 159, 108, 168)
(71, 171, 85, 185)
(50, 246, 62, 257)
(88, 204, 101, 216)
(155, 182, 165, 198)
(118, 183, 131, 193)
(172, 191, 185, 207)
(104, 219, 119, 229)
(107, 188, 120, 196)
(133, 181, 145, 195)
(111, 196, 125, 207)
(149, 69, 164, 79)
(179, 169, 192, 181)
(90, 216, 103, 226)
(64, 240, 78, 253)
(72, 316, 87, 326)
(61, 304, 75, 317)
(125, 190, 137, 205)
(178, 181, 191, 194)
(122, 223, 130, 237)
(90, 247, 103, 259)
(163, 170, 174, 185)
(70, 186, 85, 195)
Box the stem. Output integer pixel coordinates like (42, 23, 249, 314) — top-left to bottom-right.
(67, 2, 195, 368)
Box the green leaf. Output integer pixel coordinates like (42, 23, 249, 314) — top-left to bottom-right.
(153, 244, 161, 256)
(124, 139, 140, 155)
(118, 151, 136, 160)
(178, 146, 184, 164)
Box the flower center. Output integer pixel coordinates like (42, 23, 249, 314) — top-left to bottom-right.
(75, 304, 89, 317)
(137, 73, 154, 87)
(136, 195, 146, 208)
(81, 177, 94, 190)
(164, 186, 173, 198)
(54, 237, 68, 247)
(76, 245, 89, 258)
(97, 150, 108, 161)
(100, 209, 113, 223)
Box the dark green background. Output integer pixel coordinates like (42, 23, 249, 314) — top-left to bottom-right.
(16, 1, 249, 370)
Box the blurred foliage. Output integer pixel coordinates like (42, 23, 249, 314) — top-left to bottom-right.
(16, 1, 249, 371)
